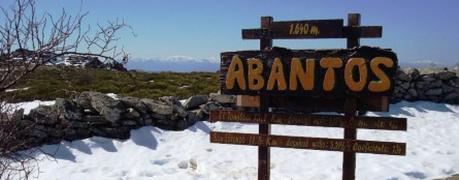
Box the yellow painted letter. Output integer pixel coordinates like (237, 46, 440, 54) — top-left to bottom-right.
(320, 57, 343, 91)
(289, 58, 315, 90)
(247, 58, 264, 90)
(369, 57, 394, 92)
(344, 58, 368, 92)
(226, 55, 246, 90)
(267, 58, 287, 90)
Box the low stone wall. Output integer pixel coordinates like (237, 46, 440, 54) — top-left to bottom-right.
(5, 68, 459, 150)
(7, 92, 236, 150)
(392, 69, 459, 104)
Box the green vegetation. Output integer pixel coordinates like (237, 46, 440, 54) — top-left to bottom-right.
(5, 66, 219, 102)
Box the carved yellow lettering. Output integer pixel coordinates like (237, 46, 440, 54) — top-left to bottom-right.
(247, 58, 264, 90)
(295, 23, 303, 34)
(267, 58, 287, 90)
(225, 55, 246, 90)
(289, 58, 315, 90)
(310, 25, 320, 36)
(369, 57, 394, 92)
(320, 57, 343, 91)
(345, 58, 368, 92)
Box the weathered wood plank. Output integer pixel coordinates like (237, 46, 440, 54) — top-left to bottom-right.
(209, 110, 407, 131)
(343, 26, 382, 38)
(210, 132, 406, 155)
(236, 95, 389, 112)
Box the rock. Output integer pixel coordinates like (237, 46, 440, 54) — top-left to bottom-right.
(450, 78, 459, 88)
(159, 96, 182, 107)
(197, 109, 207, 120)
(426, 80, 442, 89)
(425, 88, 443, 96)
(98, 127, 131, 139)
(420, 74, 436, 82)
(176, 112, 198, 130)
(441, 84, 455, 93)
(407, 89, 418, 98)
(63, 128, 79, 141)
(70, 121, 89, 128)
(437, 71, 456, 80)
(75, 128, 91, 139)
(396, 70, 411, 81)
(29, 129, 48, 139)
(120, 119, 138, 126)
(28, 105, 58, 125)
(201, 102, 224, 114)
(123, 108, 141, 119)
(83, 115, 110, 125)
(209, 93, 235, 104)
(55, 98, 83, 121)
(141, 98, 173, 115)
(74, 92, 92, 109)
(120, 96, 148, 114)
(76, 92, 125, 123)
(155, 118, 178, 130)
(407, 68, 420, 80)
(183, 95, 208, 110)
(445, 92, 459, 102)
(415, 81, 427, 89)
(11, 108, 24, 122)
(174, 104, 188, 118)
(400, 82, 410, 90)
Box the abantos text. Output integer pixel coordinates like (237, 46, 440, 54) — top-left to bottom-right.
(221, 48, 398, 96)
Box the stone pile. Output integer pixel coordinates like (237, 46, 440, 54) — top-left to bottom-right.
(9, 91, 236, 149)
(392, 69, 459, 104)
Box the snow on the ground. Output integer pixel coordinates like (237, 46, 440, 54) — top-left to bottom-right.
(4, 87, 30, 93)
(11, 100, 55, 114)
(14, 100, 459, 180)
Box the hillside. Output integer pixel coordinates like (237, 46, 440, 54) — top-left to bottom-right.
(5, 66, 219, 103)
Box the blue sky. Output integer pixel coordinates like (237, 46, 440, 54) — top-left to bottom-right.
(3, 0, 459, 65)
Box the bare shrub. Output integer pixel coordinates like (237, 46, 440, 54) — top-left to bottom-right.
(0, 0, 132, 179)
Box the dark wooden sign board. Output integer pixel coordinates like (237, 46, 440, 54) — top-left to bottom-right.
(220, 46, 398, 97)
(211, 13, 407, 180)
(211, 132, 406, 155)
(210, 110, 407, 131)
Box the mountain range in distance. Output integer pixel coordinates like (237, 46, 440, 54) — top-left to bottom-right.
(126, 56, 219, 72)
(126, 56, 457, 72)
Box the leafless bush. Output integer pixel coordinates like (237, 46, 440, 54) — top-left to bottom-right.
(0, 0, 132, 92)
(0, 0, 132, 179)
(0, 100, 38, 180)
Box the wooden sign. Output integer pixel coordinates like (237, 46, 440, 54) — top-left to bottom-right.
(220, 46, 398, 97)
(243, 19, 344, 39)
(236, 95, 390, 112)
(242, 20, 382, 39)
(211, 132, 406, 155)
(210, 110, 407, 131)
(212, 14, 406, 180)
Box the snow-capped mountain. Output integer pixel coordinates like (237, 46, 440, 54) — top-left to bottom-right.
(126, 56, 219, 72)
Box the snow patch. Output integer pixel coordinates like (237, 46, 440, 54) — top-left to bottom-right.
(11, 101, 459, 179)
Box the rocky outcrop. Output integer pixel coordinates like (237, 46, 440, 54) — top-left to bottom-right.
(392, 69, 459, 104)
(7, 91, 235, 150)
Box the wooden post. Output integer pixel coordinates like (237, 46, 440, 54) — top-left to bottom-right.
(258, 16, 272, 180)
(342, 13, 360, 180)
